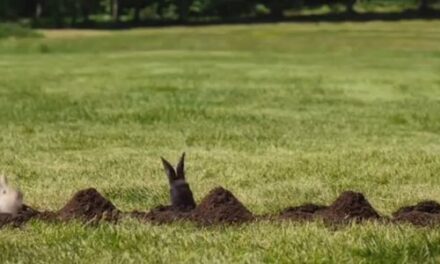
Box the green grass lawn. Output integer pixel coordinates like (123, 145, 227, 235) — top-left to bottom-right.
(1, 21, 440, 263)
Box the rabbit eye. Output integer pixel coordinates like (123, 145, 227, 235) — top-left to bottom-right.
(2, 190, 6, 194)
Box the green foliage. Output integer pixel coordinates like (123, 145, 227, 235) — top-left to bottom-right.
(203, 0, 256, 17)
(0, 23, 41, 39)
(0, 0, 438, 26)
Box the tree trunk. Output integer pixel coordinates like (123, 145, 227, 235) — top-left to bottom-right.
(157, 0, 165, 18)
(178, 0, 191, 22)
(50, 0, 63, 27)
(35, 1, 42, 19)
(71, 1, 78, 26)
(82, 3, 90, 23)
(111, 0, 119, 22)
(418, 0, 430, 12)
(0, 0, 7, 18)
(0, 0, 14, 19)
(134, 7, 141, 23)
(269, 2, 283, 19)
(346, 0, 357, 14)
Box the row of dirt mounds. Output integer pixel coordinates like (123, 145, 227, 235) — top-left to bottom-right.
(0, 188, 121, 228)
(2, 187, 440, 228)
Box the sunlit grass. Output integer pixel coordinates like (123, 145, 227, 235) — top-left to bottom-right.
(0, 21, 440, 263)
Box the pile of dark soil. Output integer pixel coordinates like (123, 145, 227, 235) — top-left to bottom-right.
(392, 200, 440, 226)
(0, 204, 41, 228)
(191, 187, 254, 226)
(0, 188, 119, 228)
(132, 187, 254, 226)
(279, 203, 328, 221)
(131, 205, 192, 224)
(5, 185, 440, 229)
(319, 191, 382, 224)
(0, 213, 17, 228)
(57, 188, 120, 223)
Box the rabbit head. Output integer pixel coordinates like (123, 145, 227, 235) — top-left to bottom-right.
(0, 175, 23, 216)
(161, 152, 196, 211)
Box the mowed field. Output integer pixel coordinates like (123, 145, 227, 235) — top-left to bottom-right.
(1, 21, 440, 263)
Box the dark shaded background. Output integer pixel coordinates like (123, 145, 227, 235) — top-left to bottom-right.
(0, 0, 439, 28)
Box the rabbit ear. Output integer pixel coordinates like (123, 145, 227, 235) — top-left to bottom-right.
(161, 157, 177, 182)
(176, 152, 185, 179)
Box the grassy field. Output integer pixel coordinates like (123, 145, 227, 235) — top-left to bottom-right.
(1, 21, 440, 263)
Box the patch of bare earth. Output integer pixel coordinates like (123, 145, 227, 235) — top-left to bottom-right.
(393, 201, 440, 226)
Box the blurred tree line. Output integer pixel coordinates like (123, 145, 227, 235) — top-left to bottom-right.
(0, 0, 439, 27)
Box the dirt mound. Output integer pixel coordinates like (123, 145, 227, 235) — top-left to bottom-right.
(279, 203, 328, 221)
(0, 204, 41, 228)
(320, 191, 381, 224)
(131, 205, 192, 224)
(0, 213, 16, 228)
(393, 200, 440, 226)
(393, 200, 440, 216)
(57, 188, 120, 223)
(192, 187, 254, 226)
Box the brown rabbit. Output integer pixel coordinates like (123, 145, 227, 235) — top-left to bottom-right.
(161, 153, 196, 212)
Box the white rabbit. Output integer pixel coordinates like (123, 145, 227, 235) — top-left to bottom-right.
(0, 175, 23, 216)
